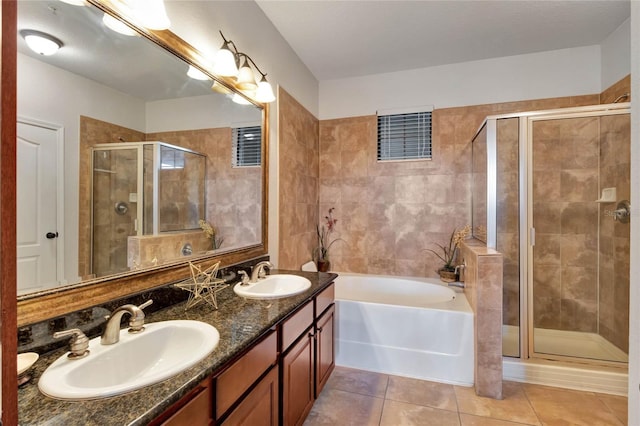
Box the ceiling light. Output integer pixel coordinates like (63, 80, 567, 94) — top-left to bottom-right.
(58, 0, 87, 5)
(103, 13, 138, 36)
(20, 30, 63, 56)
(231, 93, 252, 105)
(187, 65, 210, 81)
(132, 0, 171, 31)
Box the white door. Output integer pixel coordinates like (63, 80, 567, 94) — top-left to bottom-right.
(17, 120, 61, 294)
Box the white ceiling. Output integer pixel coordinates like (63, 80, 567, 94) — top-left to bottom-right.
(256, 0, 631, 81)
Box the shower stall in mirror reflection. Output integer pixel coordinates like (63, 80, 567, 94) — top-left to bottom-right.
(90, 141, 206, 278)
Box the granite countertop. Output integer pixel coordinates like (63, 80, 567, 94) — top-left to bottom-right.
(18, 270, 337, 425)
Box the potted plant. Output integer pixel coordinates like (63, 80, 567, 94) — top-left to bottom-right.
(199, 219, 224, 250)
(314, 208, 344, 272)
(426, 225, 471, 282)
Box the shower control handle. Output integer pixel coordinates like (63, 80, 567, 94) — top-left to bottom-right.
(613, 200, 631, 224)
(46, 232, 58, 239)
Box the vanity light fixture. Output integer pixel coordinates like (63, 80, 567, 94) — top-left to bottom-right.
(58, 0, 88, 6)
(132, 0, 171, 31)
(212, 31, 276, 103)
(20, 30, 63, 56)
(187, 65, 211, 81)
(231, 93, 252, 105)
(102, 13, 138, 36)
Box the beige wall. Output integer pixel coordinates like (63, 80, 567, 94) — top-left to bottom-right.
(277, 88, 320, 270)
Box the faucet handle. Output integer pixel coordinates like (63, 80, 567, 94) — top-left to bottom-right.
(129, 299, 153, 333)
(53, 328, 90, 360)
(238, 270, 250, 285)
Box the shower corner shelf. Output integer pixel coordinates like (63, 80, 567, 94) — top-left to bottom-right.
(595, 187, 616, 203)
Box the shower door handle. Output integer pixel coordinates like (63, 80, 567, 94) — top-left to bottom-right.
(46, 232, 58, 239)
(529, 228, 535, 246)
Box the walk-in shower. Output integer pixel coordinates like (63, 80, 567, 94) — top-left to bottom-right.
(472, 103, 631, 374)
(91, 142, 206, 277)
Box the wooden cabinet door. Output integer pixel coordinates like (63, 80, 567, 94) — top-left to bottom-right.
(282, 330, 314, 426)
(315, 304, 335, 397)
(223, 366, 279, 426)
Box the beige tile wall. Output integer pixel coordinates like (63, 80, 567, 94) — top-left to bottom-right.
(461, 240, 504, 399)
(598, 113, 631, 352)
(146, 128, 262, 251)
(278, 87, 320, 270)
(317, 95, 598, 277)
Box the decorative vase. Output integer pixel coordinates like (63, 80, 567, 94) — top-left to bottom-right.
(438, 268, 458, 283)
(317, 259, 331, 272)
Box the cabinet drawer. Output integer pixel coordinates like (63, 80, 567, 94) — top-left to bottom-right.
(216, 331, 277, 418)
(161, 379, 212, 426)
(315, 283, 334, 318)
(281, 301, 313, 352)
(223, 366, 279, 426)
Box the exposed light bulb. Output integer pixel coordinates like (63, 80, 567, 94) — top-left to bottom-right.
(132, 0, 171, 30)
(103, 13, 138, 36)
(236, 58, 257, 90)
(187, 65, 210, 81)
(231, 93, 252, 105)
(213, 46, 238, 77)
(58, 0, 87, 5)
(21, 30, 62, 56)
(255, 78, 276, 103)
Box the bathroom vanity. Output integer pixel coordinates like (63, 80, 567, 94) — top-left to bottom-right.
(17, 270, 336, 425)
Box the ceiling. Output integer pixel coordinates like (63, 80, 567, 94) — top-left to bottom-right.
(17, 0, 213, 101)
(255, 0, 631, 81)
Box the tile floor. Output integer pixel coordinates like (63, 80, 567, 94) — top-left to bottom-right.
(304, 366, 628, 426)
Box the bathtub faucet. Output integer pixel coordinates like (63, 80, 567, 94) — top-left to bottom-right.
(448, 282, 465, 289)
(454, 261, 466, 279)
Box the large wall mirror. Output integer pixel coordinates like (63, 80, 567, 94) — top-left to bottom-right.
(16, 0, 268, 325)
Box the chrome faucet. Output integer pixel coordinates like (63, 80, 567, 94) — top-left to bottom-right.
(250, 261, 273, 283)
(101, 300, 153, 345)
(454, 260, 466, 279)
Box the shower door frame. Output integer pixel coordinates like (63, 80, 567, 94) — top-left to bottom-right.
(480, 103, 630, 367)
(90, 144, 145, 275)
(523, 104, 630, 366)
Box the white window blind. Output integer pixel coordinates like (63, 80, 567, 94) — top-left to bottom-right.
(377, 111, 432, 161)
(232, 125, 261, 167)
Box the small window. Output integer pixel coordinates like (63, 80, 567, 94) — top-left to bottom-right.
(377, 109, 432, 161)
(232, 125, 261, 167)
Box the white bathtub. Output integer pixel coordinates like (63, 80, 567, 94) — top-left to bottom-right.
(334, 273, 474, 386)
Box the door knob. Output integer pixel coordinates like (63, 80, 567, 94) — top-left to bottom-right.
(46, 232, 58, 239)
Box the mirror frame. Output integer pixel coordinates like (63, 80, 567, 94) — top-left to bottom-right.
(17, 0, 269, 327)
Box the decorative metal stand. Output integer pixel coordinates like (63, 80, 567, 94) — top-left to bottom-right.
(175, 261, 228, 310)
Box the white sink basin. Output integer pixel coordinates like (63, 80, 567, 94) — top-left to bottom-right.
(234, 274, 312, 299)
(38, 320, 219, 400)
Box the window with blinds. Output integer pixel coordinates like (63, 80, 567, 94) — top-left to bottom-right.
(232, 125, 261, 167)
(377, 111, 432, 161)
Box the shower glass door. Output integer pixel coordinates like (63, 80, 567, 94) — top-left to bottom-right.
(528, 110, 630, 364)
(92, 147, 140, 277)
